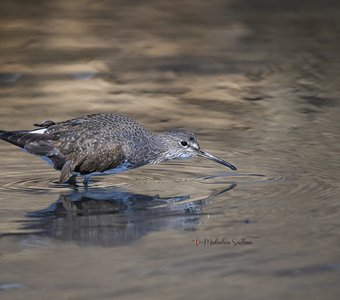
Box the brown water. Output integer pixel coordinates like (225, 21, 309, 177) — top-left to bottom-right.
(0, 0, 340, 299)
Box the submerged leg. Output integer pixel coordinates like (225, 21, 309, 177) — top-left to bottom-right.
(83, 175, 91, 187)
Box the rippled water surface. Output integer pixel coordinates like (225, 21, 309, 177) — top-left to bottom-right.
(0, 0, 340, 299)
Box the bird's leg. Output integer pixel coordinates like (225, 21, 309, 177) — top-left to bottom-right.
(66, 174, 78, 185)
(83, 175, 91, 187)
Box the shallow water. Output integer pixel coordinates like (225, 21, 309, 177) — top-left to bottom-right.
(0, 0, 340, 299)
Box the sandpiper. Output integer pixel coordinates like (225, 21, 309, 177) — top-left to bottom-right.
(0, 113, 236, 184)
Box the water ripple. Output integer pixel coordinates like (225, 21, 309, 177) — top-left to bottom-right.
(0, 171, 67, 193)
(0, 168, 290, 194)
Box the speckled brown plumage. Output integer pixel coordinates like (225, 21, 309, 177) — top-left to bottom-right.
(0, 113, 236, 184)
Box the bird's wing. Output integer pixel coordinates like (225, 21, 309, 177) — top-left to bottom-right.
(68, 142, 125, 175)
(1, 129, 126, 183)
(50, 136, 126, 183)
(57, 141, 125, 184)
(47, 119, 127, 181)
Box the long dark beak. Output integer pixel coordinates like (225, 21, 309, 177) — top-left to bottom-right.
(197, 150, 237, 171)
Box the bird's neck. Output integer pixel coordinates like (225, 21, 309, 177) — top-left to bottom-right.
(145, 133, 173, 164)
(123, 132, 171, 167)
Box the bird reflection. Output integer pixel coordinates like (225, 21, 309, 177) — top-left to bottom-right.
(25, 183, 236, 247)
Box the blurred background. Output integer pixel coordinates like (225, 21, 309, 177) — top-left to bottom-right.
(1, 0, 338, 131)
(0, 0, 339, 299)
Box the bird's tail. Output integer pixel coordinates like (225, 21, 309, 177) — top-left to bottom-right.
(0, 130, 32, 148)
(0, 130, 6, 139)
(0, 129, 55, 156)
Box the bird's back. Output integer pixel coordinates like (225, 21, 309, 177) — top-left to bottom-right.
(47, 114, 150, 154)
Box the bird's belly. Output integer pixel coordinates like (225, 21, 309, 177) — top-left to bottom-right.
(40, 156, 54, 167)
(84, 162, 133, 177)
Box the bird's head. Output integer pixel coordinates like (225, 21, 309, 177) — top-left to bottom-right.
(159, 129, 237, 171)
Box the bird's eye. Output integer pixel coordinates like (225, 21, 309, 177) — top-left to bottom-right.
(180, 141, 188, 147)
